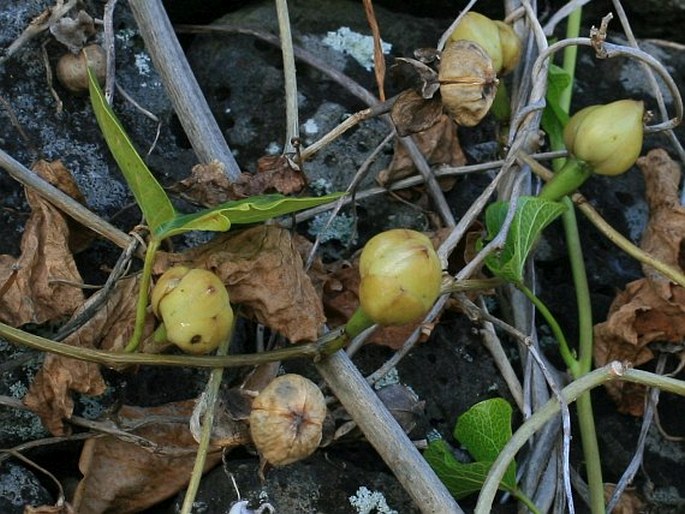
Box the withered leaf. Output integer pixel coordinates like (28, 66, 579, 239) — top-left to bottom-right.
(23, 276, 152, 435)
(172, 157, 306, 207)
(156, 225, 324, 342)
(24, 504, 75, 514)
(172, 160, 241, 206)
(438, 40, 498, 127)
(72, 401, 225, 514)
(378, 113, 466, 186)
(594, 149, 685, 416)
(0, 161, 85, 327)
(390, 89, 444, 137)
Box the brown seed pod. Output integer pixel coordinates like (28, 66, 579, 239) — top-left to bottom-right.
(56, 44, 106, 94)
(438, 40, 498, 127)
(249, 374, 327, 467)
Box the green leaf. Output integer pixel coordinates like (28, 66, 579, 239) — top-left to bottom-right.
(88, 68, 176, 233)
(455, 398, 516, 488)
(542, 64, 571, 153)
(424, 398, 517, 499)
(155, 192, 345, 239)
(483, 196, 566, 284)
(424, 440, 500, 499)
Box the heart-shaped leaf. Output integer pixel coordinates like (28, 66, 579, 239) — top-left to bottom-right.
(424, 398, 517, 499)
(483, 196, 566, 284)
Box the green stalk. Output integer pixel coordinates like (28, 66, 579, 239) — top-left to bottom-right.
(537, 158, 591, 201)
(512, 488, 542, 514)
(562, 195, 605, 513)
(180, 327, 232, 514)
(552, 7, 605, 513)
(517, 283, 580, 378)
(124, 237, 161, 353)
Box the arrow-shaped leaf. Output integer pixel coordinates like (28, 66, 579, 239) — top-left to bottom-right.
(155, 192, 345, 239)
(88, 68, 176, 233)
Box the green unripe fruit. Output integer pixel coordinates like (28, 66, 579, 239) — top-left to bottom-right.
(449, 12, 503, 74)
(359, 229, 442, 326)
(151, 266, 233, 354)
(563, 99, 644, 176)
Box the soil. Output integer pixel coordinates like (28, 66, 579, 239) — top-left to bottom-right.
(0, 1, 684, 513)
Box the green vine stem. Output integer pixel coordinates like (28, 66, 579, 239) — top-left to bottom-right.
(537, 157, 592, 202)
(474, 363, 685, 513)
(179, 328, 231, 514)
(516, 283, 580, 377)
(561, 193, 605, 514)
(124, 238, 161, 353)
(512, 489, 542, 514)
(0, 319, 345, 368)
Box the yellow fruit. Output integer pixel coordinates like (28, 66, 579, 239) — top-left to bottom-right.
(494, 21, 522, 74)
(563, 100, 644, 176)
(151, 267, 233, 354)
(359, 229, 442, 326)
(449, 12, 503, 73)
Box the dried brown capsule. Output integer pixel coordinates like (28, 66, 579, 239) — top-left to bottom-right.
(438, 40, 498, 127)
(249, 374, 327, 467)
(56, 44, 106, 94)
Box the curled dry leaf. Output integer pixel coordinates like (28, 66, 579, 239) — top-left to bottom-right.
(49, 10, 96, 53)
(172, 157, 306, 208)
(0, 160, 85, 327)
(594, 149, 685, 415)
(438, 40, 498, 127)
(23, 276, 152, 435)
(72, 401, 230, 514)
(390, 89, 444, 137)
(24, 504, 75, 514)
(156, 225, 325, 342)
(378, 113, 466, 187)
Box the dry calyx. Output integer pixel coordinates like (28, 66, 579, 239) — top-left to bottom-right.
(56, 44, 106, 94)
(249, 374, 327, 467)
(390, 12, 521, 135)
(151, 266, 234, 354)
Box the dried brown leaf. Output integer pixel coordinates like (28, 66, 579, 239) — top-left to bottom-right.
(23, 276, 152, 435)
(390, 89, 443, 137)
(594, 149, 685, 415)
(378, 113, 466, 186)
(638, 148, 685, 290)
(156, 225, 324, 342)
(247, 154, 306, 196)
(0, 162, 85, 327)
(172, 157, 305, 207)
(603, 484, 645, 514)
(24, 504, 75, 514)
(172, 160, 242, 206)
(72, 401, 224, 514)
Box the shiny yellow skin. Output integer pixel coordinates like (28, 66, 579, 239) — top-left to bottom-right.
(151, 266, 233, 354)
(359, 229, 442, 326)
(563, 99, 644, 176)
(493, 21, 522, 75)
(449, 12, 503, 73)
